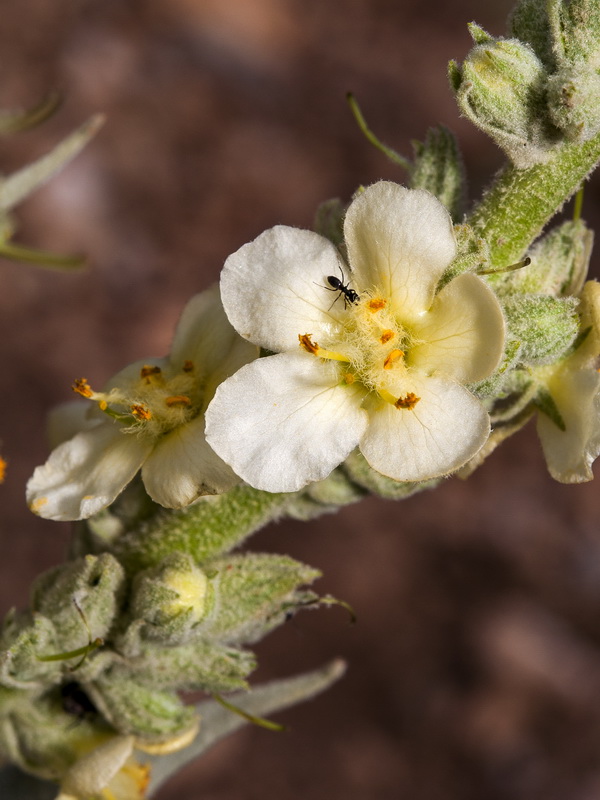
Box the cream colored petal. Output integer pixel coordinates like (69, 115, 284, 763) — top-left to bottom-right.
(47, 400, 94, 448)
(359, 376, 490, 481)
(141, 415, 239, 507)
(26, 423, 151, 521)
(344, 182, 456, 319)
(205, 352, 368, 492)
(220, 225, 346, 353)
(537, 364, 600, 483)
(60, 736, 135, 797)
(169, 284, 257, 385)
(409, 273, 505, 383)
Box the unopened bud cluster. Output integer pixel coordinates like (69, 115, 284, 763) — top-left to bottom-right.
(449, 0, 600, 166)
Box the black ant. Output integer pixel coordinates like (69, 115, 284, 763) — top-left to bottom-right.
(318, 263, 360, 308)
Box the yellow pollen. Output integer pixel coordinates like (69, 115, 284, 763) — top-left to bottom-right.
(380, 330, 395, 344)
(0, 456, 6, 483)
(165, 395, 192, 407)
(367, 298, 386, 311)
(72, 377, 93, 398)
(99, 400, 108, 411)
(394, 392, 420, 410)
(131, 404, 152, 421)
(183, 360, 194, 372)
(383, 349, 404, 369)
(343, 373, 355, 385)
(299, 333, 320, 355)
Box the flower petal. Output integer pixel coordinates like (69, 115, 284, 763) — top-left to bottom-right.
(409, 273, 505, 382)
(141, 414, 239, 507)
(537, 364, 600, 483)
(60, 735, 136, 798)
(27, 423, 152, 520)
(344, 182, 456, 318)
(220, 226, 346, 352)
(205, 352, 368, 492)
(359, 376, 490, 481)
(169, 284, 258, 393)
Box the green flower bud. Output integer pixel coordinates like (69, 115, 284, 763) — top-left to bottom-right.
(547, 66, 600, 142)
(451, 30, 556, 167)
(502, 294, 580, 364)
(0, 612, 61, 689)
(342, 450, 438, 499)
(130, 553, 213, 644)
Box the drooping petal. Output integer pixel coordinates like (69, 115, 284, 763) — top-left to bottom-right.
(359, 376, 490, 481)
(58, 735, 141, 800)
(537, 361, 600, 483)
(409, 273, 505, 382)
(344, 182, 457, 319)
(169, 284, 257, 388)
(141, 414, 239, 507)
(220, 226, 346, 352)
(205, 352, 368, 492)
(26, 423, 152, 521)
(47, 400, 95, 448)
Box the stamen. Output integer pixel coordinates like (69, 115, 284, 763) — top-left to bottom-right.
(165, 395, 192, 407)
(383, 349, 404, 369)
(343, 373, 355, 385)
(298, 333, 350, 363)
(299, 333, 319, 355)
(72, 378, 93, 398)
(131, 404, 152, 421)
(183, 360, 194, 372)
(394, 392, 420, 410)
(367, 298, 386, 312)
(380, 330, 395, 344)
(0, 456, 6, 483)
(140, 365, 162, 381)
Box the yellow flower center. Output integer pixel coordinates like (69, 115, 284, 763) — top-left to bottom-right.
(299, 293, 421, 409)
(73, 361, 204, 440)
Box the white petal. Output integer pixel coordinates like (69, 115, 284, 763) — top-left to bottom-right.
(169, 284, 258, 388)
(27, 423, 152, 520)
(409, 273, 505, 383)
(47, 400, 94, 448)
(220, 226, 346, 352)
(141, 415, 239, 507)
(359, 376, 490, 481)
(344, 182, 456, 318)
(537, 365, 600, 483)
(205, 352, 368, 492)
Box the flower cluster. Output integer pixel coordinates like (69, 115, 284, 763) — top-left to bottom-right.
(26, 179, 600, 519)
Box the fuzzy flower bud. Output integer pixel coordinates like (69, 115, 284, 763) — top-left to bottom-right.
(450, 27, 556, 167)
(547, 66, 600, 142)
(130, 553, 213, 644)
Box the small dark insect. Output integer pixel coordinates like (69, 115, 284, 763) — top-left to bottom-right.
(318, 262, 360, 308)
(60, 680, 97, 721)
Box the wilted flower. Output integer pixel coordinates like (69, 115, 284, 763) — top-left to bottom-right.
(536, 280, 600, 482)
(27, 285, 257, 520)
(205, 181, 505, 492)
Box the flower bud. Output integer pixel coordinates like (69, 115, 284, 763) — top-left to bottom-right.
(502, 294, 580, 365)
(547, 66, 600, 142)
(451, 31, 556, 167)
(130, 553, 213, 644)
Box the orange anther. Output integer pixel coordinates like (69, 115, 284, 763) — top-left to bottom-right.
(165, 395, 191, 407)
(383, 349, 404, 369)
(131, 404, 152, 421)
(299, 333, 320, 355)
(394, 392, 420, 410)
(380, 330, 395, 344)
(72, 378, 93, 398)
(140, 365, 162, 379)
(367, 298, 386, 311)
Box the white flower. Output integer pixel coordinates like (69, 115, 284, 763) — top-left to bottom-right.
(27, 285, 257, 520)
(205, 181, 506, 492)
(56, 735, 149, 800)
(536, 280, 600, 482)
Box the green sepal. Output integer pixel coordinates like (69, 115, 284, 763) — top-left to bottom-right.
(113, 486, 291, 573)
(198, 553, 320, 645)
(502, 293, 579, 364)
(547, 66, 600, 142)
(509, 0, 556, 70)
(342, 450, 439, 499)
(410, 125, 467, 220)
(285, 467, 365, 521)
(108, 636, 255, 694)
(492, 218, 593, 296)
(534, 386, 566, 430)
(0, 613, 61, 689)
(87, 674, 198, 742)
(31, 554, 126, 656)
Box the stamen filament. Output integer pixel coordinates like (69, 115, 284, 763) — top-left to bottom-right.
(299, 333, 350, 362)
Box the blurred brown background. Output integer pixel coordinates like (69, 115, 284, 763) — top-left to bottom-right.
(2, 1, 600, 798)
